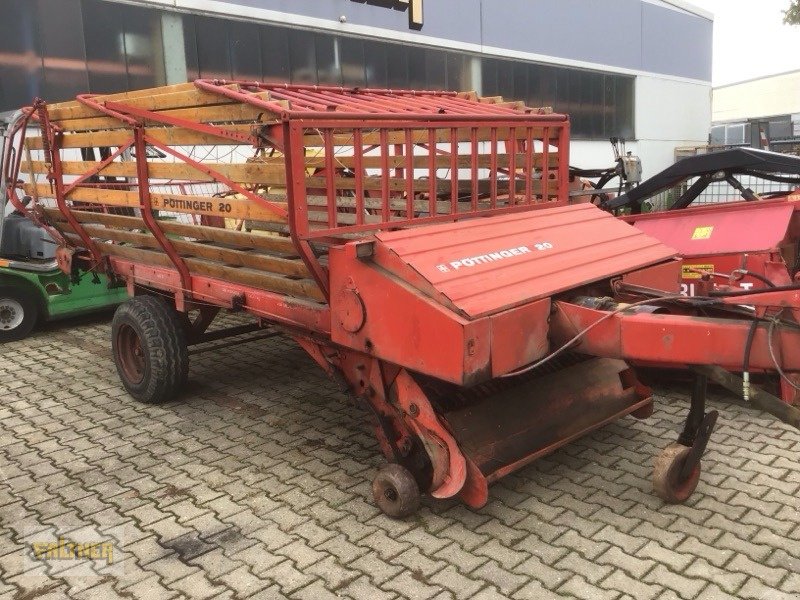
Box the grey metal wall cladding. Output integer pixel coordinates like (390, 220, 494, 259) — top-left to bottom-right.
(213, 0, 711, 81)
(215, 0, 484, 44)
(641, 3, 712, 81)
(481, 0, 643, 72)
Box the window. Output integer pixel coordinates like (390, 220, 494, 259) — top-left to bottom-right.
(0, 0, 636, 142)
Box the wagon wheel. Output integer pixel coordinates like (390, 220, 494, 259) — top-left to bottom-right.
(372, 463, 421, 519)
(0, 286, 40, 342)
(653, 443, 701, 504)
(111, 295, 188, 404)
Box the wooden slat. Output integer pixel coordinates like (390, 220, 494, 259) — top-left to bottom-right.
(303, 153, 560, 171)
(29, 160, 286, 184)
(48, 85, 262, 121)
(43, 208, 297, 255)
(26, 124, 559, 150)
(56, 103, 275, 133)
(26, 183, 287, 223)
(303, 191, 558, 213)
(63, 233, 324, 302)
(25, 124, 258, 149)
(58, 221, 308, 277)
(28, 153, 558, 183)
(302, 176, 559, 195)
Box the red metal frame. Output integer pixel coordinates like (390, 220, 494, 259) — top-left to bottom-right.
(13, 81, 800, 511)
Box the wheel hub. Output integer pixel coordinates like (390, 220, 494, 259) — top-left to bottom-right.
(116, 323, 146, 385)
(0, 299, 24, 331)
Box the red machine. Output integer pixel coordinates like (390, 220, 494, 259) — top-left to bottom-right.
(604, 149, 800, 406)
(4, 83, 799, 518)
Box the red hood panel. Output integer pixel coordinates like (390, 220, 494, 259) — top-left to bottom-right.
(632, 203, 794, 256)
(375, 204, 677, 318)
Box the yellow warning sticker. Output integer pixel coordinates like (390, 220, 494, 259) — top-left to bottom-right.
(691, 226, 714, 240)
(682, 264, 714, 279)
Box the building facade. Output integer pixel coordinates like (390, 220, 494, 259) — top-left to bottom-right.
(712, 70, 800, 154)
(0, 0, 713, 175)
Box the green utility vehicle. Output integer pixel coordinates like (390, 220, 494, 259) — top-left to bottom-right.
(0, 113, 127, 341)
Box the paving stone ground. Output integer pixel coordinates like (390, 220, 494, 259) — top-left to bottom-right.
(0, 312, 799, 600)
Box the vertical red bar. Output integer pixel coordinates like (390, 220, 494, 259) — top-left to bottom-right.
(135, 130, 192, 294)
(470, 128, 478, 211)
(490, 128, 498, 209)
(405, 129, 414, 219)
(428, 128, 437, 216)
(324, 129, 336, 227)
(508, 128, 517, 205)
(542, 126, 550, 203)
(450, 128, 458, 215)
(50, 124, 102, 261)
(542, 127, 550, 202)
(285, 121, 328, 295)
(380, 128, 390, 223)
(354, 128, 365, 225)
(558, 122, 570, 204)
(524, 127, 533, 204)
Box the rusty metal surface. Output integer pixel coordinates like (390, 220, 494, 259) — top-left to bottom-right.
(375, 204, 677, 318)
(442, 357, 650, 483)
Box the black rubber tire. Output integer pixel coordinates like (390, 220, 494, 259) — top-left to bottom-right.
(111, 295, 188, 404)
(653, 443, 701, 504)
(0, 286, 40, 342)
(372, 463, 421, 519)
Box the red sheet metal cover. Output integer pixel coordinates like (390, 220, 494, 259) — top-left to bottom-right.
(632, 203, 794, 256)
(375, 204, 676, 318)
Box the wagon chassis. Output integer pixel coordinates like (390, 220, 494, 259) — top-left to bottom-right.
(5, 81, 800, 516)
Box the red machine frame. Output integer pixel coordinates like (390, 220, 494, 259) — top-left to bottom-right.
(5, 81, 800, 517)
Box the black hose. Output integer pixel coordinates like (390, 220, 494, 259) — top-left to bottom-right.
(743, 319, 759, 388)
(734, 270, 776, 288)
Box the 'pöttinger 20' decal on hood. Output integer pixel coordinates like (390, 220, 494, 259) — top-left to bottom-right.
(436, 243, 553, 273)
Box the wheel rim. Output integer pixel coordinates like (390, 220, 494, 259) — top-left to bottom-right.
(0, 298, 25, 331)
(384, 486, 399, 503)
(116, 323, 146, 385)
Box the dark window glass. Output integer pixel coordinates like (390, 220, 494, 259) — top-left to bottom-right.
(118, 4, 163, 90)
(407, 46, 427, 89)
(38, 0, 88, 101)
(363, 39, 389, 88)
(386, 43, 409, 89)
(425, 49, 447, 90)
(481, 58, 499, 97)
(182, 15, 200, 81)
(495, 59, 515, 100)
(512, 61, 528, 104)
(315, 32, 340, 85)
(446, 52, 468, 91)
(0, 0, 43, 110)
(260, 24, 290, 83)
(339, 37, 367, 87)
(530, 64, 557, 109)
(80, 0, 162, 93)
(484, 56, 634, 139)
(81, 0, 131, 93)
(195, 15, 231, 79)
(288, 29, 317, 84)
(229, 21, 261, 81)
(603, 73, 616, 135)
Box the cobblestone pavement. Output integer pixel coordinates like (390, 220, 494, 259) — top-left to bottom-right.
(0, 314, 799, 600)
